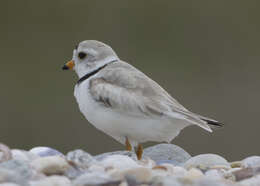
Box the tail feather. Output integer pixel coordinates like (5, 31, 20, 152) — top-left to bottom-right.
(201, 118, 224, 128)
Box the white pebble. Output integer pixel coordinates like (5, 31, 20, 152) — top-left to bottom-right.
(242, 156, 260, 168)
(30, 147, 63, 157)
(101, 155, 140, 171)
(172, 166, 188, 176)
(11, 149, 39, 162)
(239, 174, 260, 186)
(205, 169, 223, 180)
(0, 184, 20, 186)
(73, 172, 114, 186)
(29, 175, 71, 186)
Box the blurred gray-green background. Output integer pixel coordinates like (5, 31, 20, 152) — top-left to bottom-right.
(0, 1, 259, 161)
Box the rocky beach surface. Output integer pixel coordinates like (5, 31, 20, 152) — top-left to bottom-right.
(0, 143, 259, 186)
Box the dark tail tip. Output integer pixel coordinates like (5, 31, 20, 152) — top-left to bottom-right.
(202, 119, 224, 128)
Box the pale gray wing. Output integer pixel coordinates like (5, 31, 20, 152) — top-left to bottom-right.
(89, 61, 219, 131)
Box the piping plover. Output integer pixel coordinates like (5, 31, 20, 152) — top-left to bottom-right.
(63, 40, 223, 160)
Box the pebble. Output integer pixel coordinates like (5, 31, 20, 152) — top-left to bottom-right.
(31, 156, 70, 175)
(151, 176, 181, 186)
(0, 160, 36, 181)
(230, 161, 242, 168)
(0, 184, 21, 186)
(30, 147, 64, 157)
(184, 154, 230, 171)
(11, 149, 39, 162)
(0, 168, 26, 185)
(185, 168, 204, 179)
(64, 166, 84, 180)
(241, 156, 260, 168)
(172, 166, 188, 176)
(239, 174, 260, 186)
(66, 149, 96, 169)
(73, 172, 119, 186)
(100, 155, 140, 171)
(95, 150, 137, 161)
(29, 175, 71, 186)
(232, 167, 260, 181)
(112, 167, 153, 183)
(205, 169, 224, 180)
(189, 177, 235, 186)
(143, 144, 191, 165)
(0, 144, 257, 186)
(138, 157, 156, 168)
(0, 143, 12, 163)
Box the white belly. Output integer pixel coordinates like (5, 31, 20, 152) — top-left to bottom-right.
(74, 80, 189, 147)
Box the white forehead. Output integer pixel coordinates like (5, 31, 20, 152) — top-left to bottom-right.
(74, 40, 119, 60)
(76, 40, 110, 55)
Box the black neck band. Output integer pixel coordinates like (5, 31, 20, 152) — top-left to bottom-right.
(77, 60, 117, 85)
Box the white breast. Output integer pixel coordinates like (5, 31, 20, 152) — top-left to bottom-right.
(73, 78, 189, 147)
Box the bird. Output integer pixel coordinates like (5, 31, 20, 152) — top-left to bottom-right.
(62, 40, 223, 160)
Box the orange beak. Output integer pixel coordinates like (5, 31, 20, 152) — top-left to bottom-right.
(62, 60, 75, 70)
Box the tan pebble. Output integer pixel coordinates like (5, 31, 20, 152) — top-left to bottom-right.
(230, 161, 242, 168)
(31, 156, 70, 175)
(185, 168, 204, 179)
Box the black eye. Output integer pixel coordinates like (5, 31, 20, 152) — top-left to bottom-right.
(78, 52, 87, 59)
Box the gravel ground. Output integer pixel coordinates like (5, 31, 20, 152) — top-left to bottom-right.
(0, 143, 259, 186)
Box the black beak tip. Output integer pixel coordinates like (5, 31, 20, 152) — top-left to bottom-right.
(62, 65, 69, 70)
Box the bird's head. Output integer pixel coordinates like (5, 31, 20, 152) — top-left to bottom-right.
(63, 40, 119, 78)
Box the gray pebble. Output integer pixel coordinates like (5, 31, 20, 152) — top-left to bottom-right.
(30, 147, 64, 157)
(242, 156, 260, 168)
(64, 167, 84, 180)
(0, 143, 12, 163)
(0, 160, 34, 181)
(143, 144, 191, 164)
(66, 149, 96, 169)
(0, 168, 23, 185)
(184, 154, 230, 171)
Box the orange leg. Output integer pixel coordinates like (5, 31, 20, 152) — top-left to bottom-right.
(136, 143, 143, 160)
(125, 137, 132, 151)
